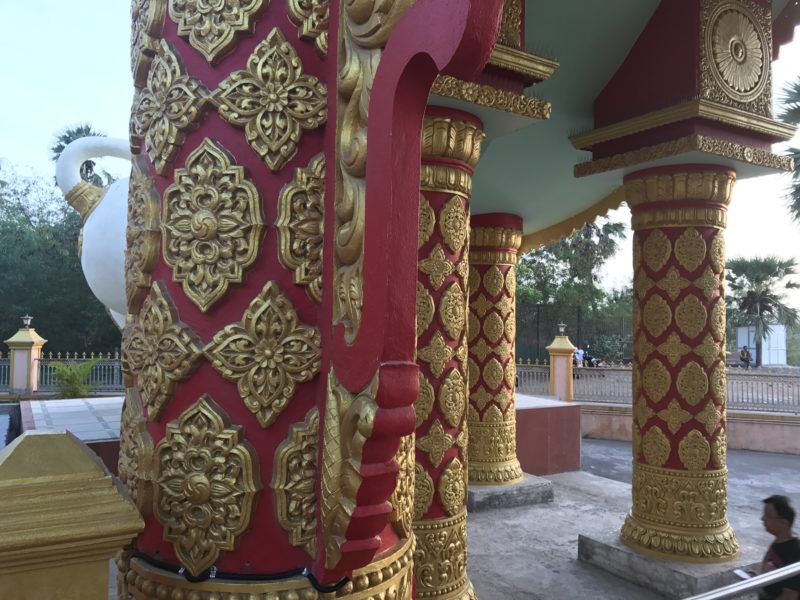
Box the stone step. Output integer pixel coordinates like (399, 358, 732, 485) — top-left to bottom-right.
(467, 473, 554, 512)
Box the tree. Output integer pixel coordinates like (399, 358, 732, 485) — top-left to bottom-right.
(778, 77, 800, 221)
(726, 256, 799, 367)
(50, 123, 109, 186)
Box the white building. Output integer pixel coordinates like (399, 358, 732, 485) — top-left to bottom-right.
(736, 325, 787, 365)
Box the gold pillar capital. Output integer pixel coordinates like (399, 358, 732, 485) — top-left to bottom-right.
(421, 113, 485, 166)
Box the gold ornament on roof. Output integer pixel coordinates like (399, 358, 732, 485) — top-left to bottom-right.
(168, 0, 266, 63)
(213, 28, 327, 172)
(277, 153, 325, 303)
(126, 156, 161, 314)
(122, 282, 203, 421)
(155, 395, 260, 576)
(205, 282, 321, 428)
(273, 407, 319, 559)
(162, 138, 264, 312)
(287, 0, 329, 57)
(131, 40, 210, 175)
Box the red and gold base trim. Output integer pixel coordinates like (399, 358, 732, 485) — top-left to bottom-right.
(125, 536, 414, 599)
(413, 511, 476, 599)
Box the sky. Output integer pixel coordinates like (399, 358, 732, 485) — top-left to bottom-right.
(0, 3, 798, 302)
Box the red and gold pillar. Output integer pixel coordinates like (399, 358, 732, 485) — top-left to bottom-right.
(414, 108, 483, 599)
(620, 166, 738, 562)
(466, 214, 523, 485)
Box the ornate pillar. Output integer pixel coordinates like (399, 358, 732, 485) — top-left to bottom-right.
(620, 166, 738, 562)
(414, 108, 483, 599)
(466, 214, 523, 485)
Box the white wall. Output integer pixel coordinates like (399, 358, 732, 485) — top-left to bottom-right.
(736, 325, 787, 365)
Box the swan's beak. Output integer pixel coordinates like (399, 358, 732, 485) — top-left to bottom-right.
(64, 180, 104, 222)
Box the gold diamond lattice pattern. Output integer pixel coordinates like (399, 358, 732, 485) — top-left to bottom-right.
(162, 138, 264, 312)
(131, 40, 210, 175)
(212, 27, 327, 172)
(168, 0, 267, 63)
(156, 395, 260, 576)
(122, 281, 203, 420)
(205, 281, 321, 428)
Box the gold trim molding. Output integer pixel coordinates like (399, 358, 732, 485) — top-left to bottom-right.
(431, 74, 551, 120)
(65, 181, 104, 222)
(470, 226, 522, 251)
(487, 44, 559, 82)
(574, 134, 794, 178)
(420, 164, 473, 199)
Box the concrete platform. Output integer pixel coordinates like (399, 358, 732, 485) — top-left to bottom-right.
(467, 473, 553, 512)
(516, 394, 581, 475)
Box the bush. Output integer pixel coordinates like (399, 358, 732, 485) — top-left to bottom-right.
(51, 360, 97, 398)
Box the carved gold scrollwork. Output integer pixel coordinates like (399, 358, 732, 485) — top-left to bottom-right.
(122, 282, 203, 420)
(695, 402, 722, 435)
(419, 195, 436, 249)
(710, 363, 727, 404)
(321, 368, 379, 570)
(470, 294, 493, 318)
(213, 28, 327, 172)
(438, 458, 466, 516)
(131, 40, 210, 175)
(709, 232, 726, 273)
(439, 369, 465, 427)
(168, 0, 266, 63)
(643, 294, 672, 338)
(657, 400, 693, 435)
(710, 297, 726, 342)
(413, 512, 470, 598)
(642, 359, 671, 404)
(205, 282, 321, 428)
(657, 333, 691, 367)
(389, 433, 415, 538)
(413, 463, 434, 520)
(677, 361, 709, 406)
(131, 0, 165, 88)
(676, 294, 708, 339)
(118, 388, 155, 516)
(418, 332, 455, 377)
(287, 0, 330, 57)
(439, 282, 466, 340)
(482, 312, 505, 344)
(440, 196, 468, 254)
(678, 429, 712, 471)
(657, 268, 691, 301)
(674, 228, 707, 273)
(642, 230, 671, 273)
(273, 406, 319, 559)
(419, 245, 455, 290)
(126, 156, 161, 314)
(711, 428, 727, 468)
(416, 372, 434, 428)
(695, 333, 722, 368)
(417, 282, 435, 337)
(155, 395, 260, 576)
(642, 426, 671, 467)
(277, 154, 325, 303)
(416, 419, 455, 468)
(162, 138, 264, 312)
(483, 265, 505, 297)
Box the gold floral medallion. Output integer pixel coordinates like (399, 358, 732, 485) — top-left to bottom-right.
(439, 368, 465, 428)
(439, 196, 468, 254)
(643, 294, 672, 338)
(438, 457, 466, 516)
(413, 463, 434, 520)
(642, 229, 671, 273)
(677, 361, 709, 406)
(676, 294, 708, 339)
(418, 332, 454, 377)
(416, 372, 434, 429)
(642, 358, 671, 404)
(482, 265, 505, 297)
(439, 281, 466, 340)
(419, 195, 436, 249)
(118, 388, 155, 516)
(641, 425, 671, 467)
(674, 228, 707, 273)
(419, 245, 455, 290)
(416, 419, 454, 468)
(678, 429, 711, 471)
(657, 400, 693, 434)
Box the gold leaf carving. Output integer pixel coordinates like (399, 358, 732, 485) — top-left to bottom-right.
(440, 196, 468, 254)
(695, 333, 722, 368)
(678, 429, 711, 471)
(468, 317, 484, 348)
(642, 426, 671, 467)
(439, 369, 465, 427)
(677, 361, 709, 406)
(674, 228, 707, 273)
(709, 232, 725, 273)
(470, 294, 493, 318)
(204, 282, 321, 428)
(467, 358, 479, 390)
(131, 0, 165, 87)
(418, 332, 454, 377)
(711, 428, 727, 468)
(657, 267, 690, 301)
(419, 245, 454, 290)
(710, 363, 727, 404)
(695, 402, 722, 435)
(155, 395, 260, 576)
(676, 294, 708, 339)
(468, 266, 480, 296)
(118, 388, 155, 516)
(169, 0, 266, 63)
(412, 512, 469, 596)
(126, 156, 161, 314)
(642, 229, 671, 272)
(419, 195, 435, 249)
(483, 311, 505, 344)
(389, 433, 414, 538)
(131, 40, 210, 175)
(694, 266, 721, 300)
(413, 463, 434, 520)
(504, 361, 516, 390)
(439, 281, 466, 341)
(162, 138, 263, 312)
(505, 266, 516, 295)
(455, 255, 469, 291)
(416, 372, 434, 429)
(287, 0, 329, 57)
(273, 406, 319, 559)
(417, 419, 454, 468)
(657, 333, 691, 367)
(634, 336, 656, 364)
(636, 273, 656, 299)
(438, 457, 466, 516)
(470, 387, 492, 410)
(277, 153, 325, 303)
(482, 358, 504, 391)
(496, 294, 513, 316)
(642, 359, 671, 404)
(213, 28, 327, 172)
(643, 294, 672, 338)
(122, 282, 202, 420)
(417, 282, 435, 337)
(710, 296, 726, 342)
(483, 265, 505, 297)
(634, 400, 655, 428)
(321, 368, 379, 570)
(657, 399, 692, 434)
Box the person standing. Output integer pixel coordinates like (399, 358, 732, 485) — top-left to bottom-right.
(574, 344, 585, 367)
(759, 495, 800, 600)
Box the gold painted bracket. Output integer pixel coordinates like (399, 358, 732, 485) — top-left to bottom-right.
(487, 44, 559, 83)
(431, 74, 551, 120)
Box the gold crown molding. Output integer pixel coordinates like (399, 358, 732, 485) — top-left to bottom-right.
(625, 170, 736, 207)
(420, 164, 473, 199)
(65, 181, 104, 222)
(431, 74, 551, 120)
(520, 187, 626, 253)
(469, 250, 518, 265)
(487, 44, 559, 82)
(632, 207, 727, 231)
(127, 536, 414, 599)
(422, 116, 484, 167)
(574, 134, 794, 178)
(570, 99, 796, 150)
(470, 226, 522, 251)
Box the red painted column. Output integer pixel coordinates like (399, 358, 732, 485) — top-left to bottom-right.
(467, 214, 524, 485)
(620, 166, 738, 562)
(414, 108, 483, 600)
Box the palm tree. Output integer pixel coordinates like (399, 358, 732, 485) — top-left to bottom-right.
(726, 256, 799, 367)
(50, 124, 107, 186)
(778, 77, 800, 221)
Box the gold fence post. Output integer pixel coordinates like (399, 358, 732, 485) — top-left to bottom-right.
(546, 324, 575, 401)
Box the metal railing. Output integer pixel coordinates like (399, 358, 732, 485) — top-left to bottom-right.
(38, 354, 124, 393)
(684, 561, 800, 599)
(516, 362, 800, 413)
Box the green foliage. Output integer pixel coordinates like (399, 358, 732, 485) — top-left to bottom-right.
(726, 256, 799, 367)
(0, 162, 120, 352)
(778, 78, 800, 222)
(51, 359, 98, 398)
(590, 334, 626, 363)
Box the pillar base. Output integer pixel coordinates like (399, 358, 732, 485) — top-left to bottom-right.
(620, 512, 739, 563)
(467, 473, 553, 511)
(468, 458, 523, 486)
(413, 512, 477, 599)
